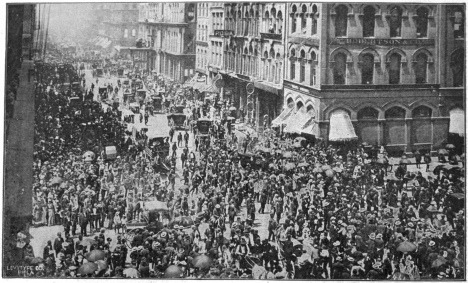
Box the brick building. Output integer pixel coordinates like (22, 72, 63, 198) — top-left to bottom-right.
(275, 3, 465, 154)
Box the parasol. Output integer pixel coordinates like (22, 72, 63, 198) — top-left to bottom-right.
(445, 144, 456, 149)
(85, 249, 106, 262)
(77, 262, 98, 275)
(313, 167, 323, 173)
(282, 151, 293, 158)
(325, 169, 335, 178)
(50, 177, 63, 185)
(431, 257, 447, 268)
(298, 162, 309, 167)
(438, 149, 448, 155)
(123, 267, 140, 278)
(173, 216, 194, 227)
(333, 166, 343, 173)
(284, 163, 296, 170)
(294, 137, 306, 142)
(144, 200, 169, 211)
(192, 254, 213, 269)
(322, 165, 332, 171)
(164, 265, 183, 278)
(376, 157, 387, 164)
(81, 238, 97, 246)
(252, 265, 267, 279)
(396, 241, 417, 253)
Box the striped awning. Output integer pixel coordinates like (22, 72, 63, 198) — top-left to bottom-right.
(284, 108, 313, 134)
(329, 110, 357, 142)
(449, 108, 465, 136)
(271, 106, 294, 127)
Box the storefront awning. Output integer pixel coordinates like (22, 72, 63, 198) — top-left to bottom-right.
(284, 108, 314, 134)
(202, 84, 219, 93)
(329, 109, 358, 142)
(271, 106, 294, 127)
(301, 118, 318, 136)
(449, 108, 465, 136)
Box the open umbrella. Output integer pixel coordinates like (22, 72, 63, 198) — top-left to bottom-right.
(50, 177, 63, 185)
(438, 149, 448, 155)
(333, 166, 343, 173)
(446, 144, 456, 149)
(396, 241, 417, 253)
(282, 151, 293, 158)
(322, 165, 332, 171)
(313, 167, 323, 173)
(432, 257, 447, 268)
(164, 265, 183, 278)
(325, 169, 335, 178)
(144, 200, 169, 211)
(123, 267, 140, 278)
(192, 254, 213, 269)
(86, 249, 106, 262)
(252, 265, 267, 279)
(81, 238, 97, 246)
(376, 157, 387, 164)
(77, 262, 98, 275)
(95, 260, 108, 272)
(298, 162, 309, 167)
(284, 163, 296, 170)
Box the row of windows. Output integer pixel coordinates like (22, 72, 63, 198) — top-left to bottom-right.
(198, 3, 209, 18)
(196, 48, 208, 69)
(329, 51, 430, 85)
(290, 4, 319, 36)
(224, 52, 283, 84)
(289, 49, 318, 86)
(211, 12, 224, 33)
(162, 31, 182, 54)
(211, 41, 223, 67)
(123, 29, 137, 38)
(197, 24, 208, 42)
(333, 5, 432, 38)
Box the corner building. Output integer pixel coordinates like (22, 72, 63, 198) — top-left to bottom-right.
(278, 3, 465, 154)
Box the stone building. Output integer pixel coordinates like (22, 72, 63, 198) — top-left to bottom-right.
(276, 3, 465, 154)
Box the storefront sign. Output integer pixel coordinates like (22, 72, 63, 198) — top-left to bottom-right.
(214, 30, 234, 37)
(329, 38, 435, 46)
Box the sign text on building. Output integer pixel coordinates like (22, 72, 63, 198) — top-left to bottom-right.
(214, 30, 234, 37)
(329, 38, 435, 46)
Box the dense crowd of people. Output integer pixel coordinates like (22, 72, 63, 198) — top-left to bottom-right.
(7, 49, 465, 280)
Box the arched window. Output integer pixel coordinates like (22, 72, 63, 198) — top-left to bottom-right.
(363, 6, 376, 37)
(300, 50, 306, 82)
(301, 5, 307, 34)
(414, 53, 428, 84)
(264, 51, 269, 80)
(296, 101, 304, 110)
(361, 54, 374, 84)
(389, 6, 402, 37)
(451, 49, 464, 87)
(264, 11, 270, 33)
(412, 106, 432, 118)
(453, 8, 464, 39)
(287, 97, 294, 107)
(416, 7, 429, 38)
(290, 49, 296, 80)
(277, 11, 283, 34)
(358, 107, 379, 120)
(291, 5, 297, 33)
(389, 53, 401, 84)
(312, 5, 318, 35)
(335, 5, 348, 37)
(310, 51, 317, 86)
(385, 106, 406, 119)
(333, 53, 347, 85)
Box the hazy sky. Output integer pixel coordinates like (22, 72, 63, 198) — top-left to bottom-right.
(47, 3, 96, 44)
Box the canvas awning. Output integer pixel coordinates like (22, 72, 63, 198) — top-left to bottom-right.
(284, 108, 313, 134)
(449, 108, 464, 136)
(271, 106, 294, 127)
(328, 109, 357, 141)
(301, 117, 318, 136)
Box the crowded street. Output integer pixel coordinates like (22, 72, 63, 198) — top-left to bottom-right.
(4, 2, 466, 280)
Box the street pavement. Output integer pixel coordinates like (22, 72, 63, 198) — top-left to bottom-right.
(29, 67, 460, 261)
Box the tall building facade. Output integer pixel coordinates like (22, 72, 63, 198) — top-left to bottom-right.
(275, 3, 465, 154)
(139, 3, 196, 82)
(220, 3, 286, 128)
